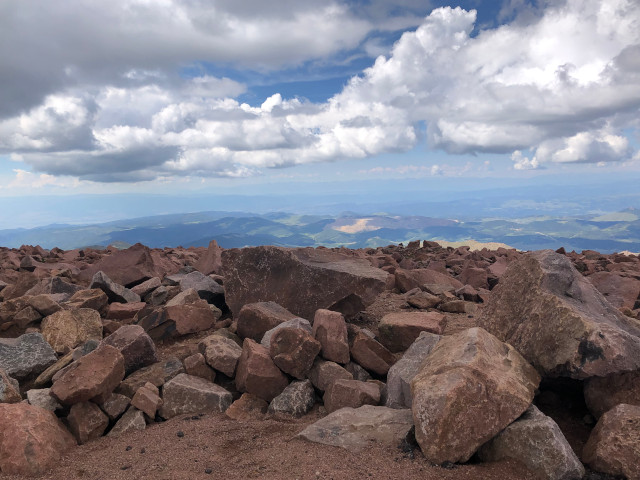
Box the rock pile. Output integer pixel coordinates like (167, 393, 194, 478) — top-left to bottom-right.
(0, 240, 638, 477)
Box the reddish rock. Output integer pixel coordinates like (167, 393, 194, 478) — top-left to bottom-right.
(411, 327, 540, 464)
(106, 301, 146, 321)
(90, 271, 141, 303)
(0, 403, 76, 475)
(323, 379, 380, 413)
(584, 370, 640, 418)
(131, 277, 161, 299)
(67, 401, 109, 444)
(589, 271, 640, 310)
(307, 359, 353, 392)
(107, 407, 146, 437)
(131, 384, 163, 418)
(269, 327, 321, 379)
(198, 335, 243, 378)
(312, 309, 350, 364)
(99, 392, 130, 420)
(195, 240, 224, 275)
(222, 246, 389, 320)
(159, 373, 232, 419)
(235, 339, 289, 402)
(378, 312, 446, 352)
(101, 324, 158, 375)
(41, 308, 103, 355)
(268, 380, 315, 417)
(479, 250, 640, 379)
(406, 291, 441, 309)
(458, 267, 489, 290)
(236, 302, 298, 342)
(50, 344, 125, 405)
(0, 368, 21, 403)
(583, 404, 640, 480)
(183, 352, 216, 383)
(260, 318, 312, 349)
(225, 393, 268, 421)
(394, 268, 463, 293)
(136, 301, 219, 341)
(28, 294, 62, 317)
(350, 331, 395, 376)
(165, 287, 201, 307)
(117, 357, 184, 398)
(439, 299, 476, 314)
(24, 276, 82, 300)
(66, 289, 109, 315)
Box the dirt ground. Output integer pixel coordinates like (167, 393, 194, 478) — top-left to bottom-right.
(1, 409, 539, 480)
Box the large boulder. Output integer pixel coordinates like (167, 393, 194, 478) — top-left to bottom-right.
(588, 271, 640, 310)
(298, 405, 413, 452)
(67, 401, 109, 445)
(269, 327, 321, 379)
(50, 345, 125, 405)
(101, 325, 158, 375)
(0, 403, 76, 475)
(307, 359, 353, 392)
(584, 370, 640, 418)
(222, 246, 389, 319)
(0, 332, 57, 380)
(378, 312, 446, 353)
(411, 327, 540, 464)
(40, 308, 103, 355)
(479, 250, 640, 379)
(478, 405, 585, 480)
(136, 302, 220, 341)
(350, 331, 395, 376)
(323, 379, 380, 413)
(24, 277, 82, 301)
(260, 317, 312, 349)
(312, 309, 350, 364)
(65, 289, 109, 315)
(236, 302, 298, 342)
(90, 271, 141, 304)
(198, 335, 243, 378)
(583, 403, 640, 480)
(235, 339, 289, 402)
(159, 373, 232, 419)
(178, 271, 225, 308)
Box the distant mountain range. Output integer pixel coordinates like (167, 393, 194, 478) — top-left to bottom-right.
(1, 208, 639, 253)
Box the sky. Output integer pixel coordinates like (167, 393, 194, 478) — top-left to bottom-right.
(0, 0, 639, 217)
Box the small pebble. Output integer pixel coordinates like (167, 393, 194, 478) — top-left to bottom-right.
(177, 431, 185, 438)
(120, 465, 131, 470)
(140, 448, 146, 454)
(205, 468, 213, 474)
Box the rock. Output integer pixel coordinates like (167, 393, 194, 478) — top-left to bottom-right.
(90, 271, 141, 303)
(235, 339, 289, 402)
(307, 359, 353, 392)
(159, 373, 232, 419)
(411, 327, 540, 464)
(378, 312, 446, 353)
(236, 302, 298, 343)
(479, 250, 640, 379)
(0, 332, 58, 380)
(41, 308, 103, 355)
(268, 380, 315, 417)
(50, 344, 125, 405)
(225, 393, 268, 421)
(145, 285, 172, 306)
(589, 271, 640, 310)
(478, 405, 585, 480)
(323, 379, 380, 413)
(0, 368, 21, 403)
(583, 403, 640, 480)
(0, 403, 76, 475)
(458, 267, 489, 290)
(222, 246, 389, 320)
(198, 335, 243, 377)
(298, 405, 413, 452)
(99, 392, 130, 420)
(350, 331, 395, 376)
(165, 287, 201, 307)
(346, 361, 372, 382)
(117, 357, 184, 398)
(131, 277, 161, 299)
(269, 327, 321, 379)
(25, 277, 82, 301)
(195, 240, 223, 275)
(107, 407, 146, 437)
(439, 299, 476, 314)
(406, 291, 441, 309)
(183, 353, 216, 383)
(19, 255, 36, 272)
(136, 302, 220, 341)
(106, 301, 146, 321)
(386, 332, 441, 409)
(27, 388, 62, 411)
(67, 401, 109, 444)
(28, 294, 62, 317)
(260, 317, 312, 349)
(101, 324, 158, 375)
(312, 309, 350, 364)
(33, 350, 76, 387)
(179, 271, 225, 308)
(584, 370, 640, 418)
(395, 268, 463, 293)
(131, 384, 163, 418)
(66, 289, 109, 314)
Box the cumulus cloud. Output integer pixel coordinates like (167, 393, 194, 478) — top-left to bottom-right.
(0, 0, 638, 182)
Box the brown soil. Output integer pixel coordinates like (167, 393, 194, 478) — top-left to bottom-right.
(1, 410, 538, 480)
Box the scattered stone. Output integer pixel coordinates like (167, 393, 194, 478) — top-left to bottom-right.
(108, 407, 146, 437)
(236, 302, 298, 343)
(50, 344, 125, 405)
(136, 302, 220, 341)
(589, 271, 640, 310)
(346, 361, 372, 382)
(260, 317, 312, 349)
(198, 334, 243, 377)
(411, 327, 540, 464)
(41, 308, 103, 355)
(28, 294, 63, 317)
(0, 332, 58, 380)
(0, 403, 76, 475)
(90, 271, 141, 304)
(583, 403, 640, 480)
(131, 384, 163, 418)
(378, 312, 446, 352)
(159, 373, 232, 419)
(178, 271, 225, 308)
(117, 357, 184, 398)
(195, 240, 223, 275)
(350, 331, 395, 376)
(102, 324, 158, 375)
(225, 393, 269, 421)
(307, 359, 353, 392)
(395, 268, 463, 293)
(183, 353, 216, 383)
(323, 379, 380, 413)
(165, 287, 201, 307)
(386, 332, 441, 409)
(298, 405, 413, 452)
(25, 276, 82, 300)
(478, 405, 585, 480)
(67, 401, 110, 444)
(479, 250, 640, 379)
(268, 380, 315, 417)
(33, 349, 75, 387)
(66, 289, 109, 314)
(99, 392, 131, 420)
(406, 291, 441, 309)
(27, 388, 63, 411)
(0, 368, 21, 403)
(584, 370, 640, 418)
(312, 309, 350, 364)
(269, 327, 321, 379)
(235, 339, 289, 402)
(106, 302, 147, 321)
(131, 277, 161, 299)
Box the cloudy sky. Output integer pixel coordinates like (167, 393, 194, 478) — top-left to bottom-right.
(0, 0, 639, 199)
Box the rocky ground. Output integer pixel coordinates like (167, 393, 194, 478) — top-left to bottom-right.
(0, 240, 638, 479)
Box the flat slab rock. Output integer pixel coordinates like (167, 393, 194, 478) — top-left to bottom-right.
(0, 332, 58, 380)
(298, 405, 413, 452)
(159, 373, 233, 419)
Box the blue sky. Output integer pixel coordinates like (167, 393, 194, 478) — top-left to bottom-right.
(0, 0, 639, 221)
